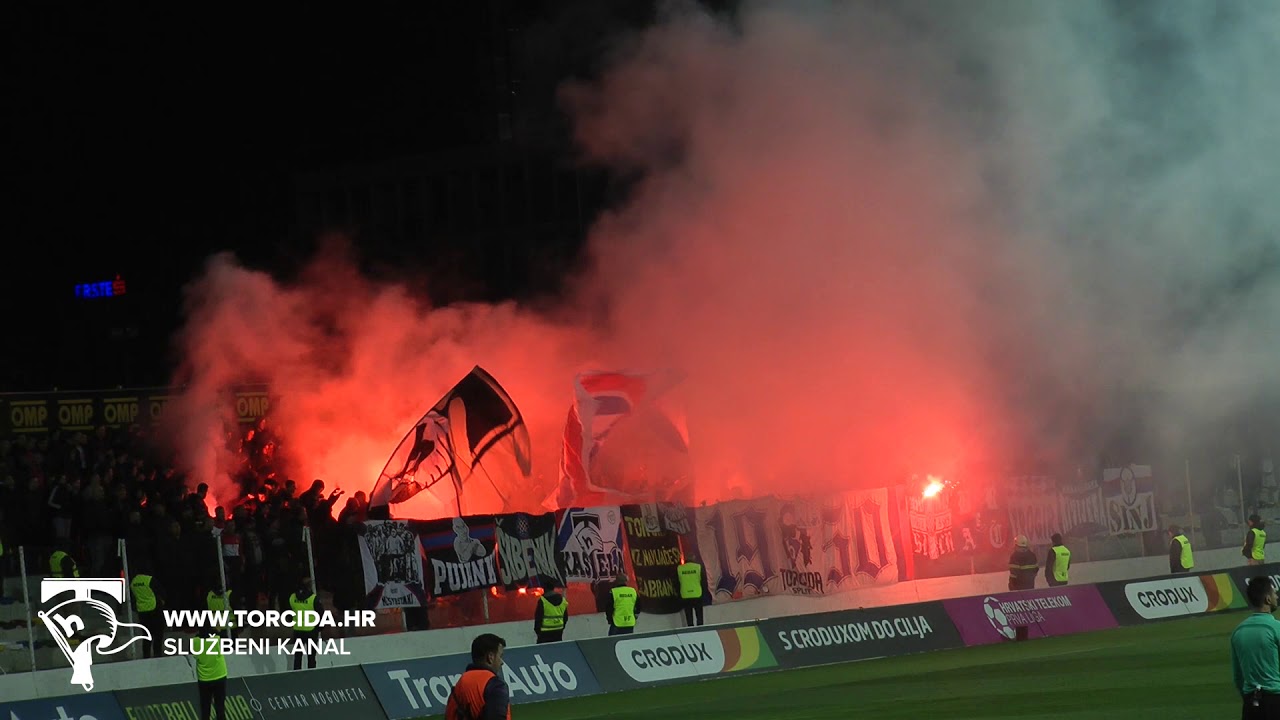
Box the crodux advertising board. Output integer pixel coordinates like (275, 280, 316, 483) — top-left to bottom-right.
(577, 624, 778, 691)
(1098, 572, 1246, 625)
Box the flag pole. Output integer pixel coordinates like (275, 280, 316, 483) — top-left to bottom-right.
(1185, 459, 1194, 540)
(19, 547, 36, 673)
(1237, 454, 1247, 526)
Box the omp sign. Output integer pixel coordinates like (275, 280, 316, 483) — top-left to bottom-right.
(1124, 574, 1240, 620)
(236, 393, 269, 423)
(9, 401, 48, 432)
(57, 400, 94, 430)
(775, 614, 935, 652)
(103, 398, 139, 426)
(614, 627, 777, 683)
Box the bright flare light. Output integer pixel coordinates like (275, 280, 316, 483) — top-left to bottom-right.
(922, 475, 945, 498)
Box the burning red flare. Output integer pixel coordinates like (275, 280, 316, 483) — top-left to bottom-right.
(922, 475, 945, 498)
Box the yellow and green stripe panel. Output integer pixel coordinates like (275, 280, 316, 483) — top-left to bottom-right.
(1200, 573, 1247, 611)
(717, 626, 779, 672)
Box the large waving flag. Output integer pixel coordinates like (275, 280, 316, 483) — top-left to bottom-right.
(544, 370, 690, 510)
(370, 366, 532, 519)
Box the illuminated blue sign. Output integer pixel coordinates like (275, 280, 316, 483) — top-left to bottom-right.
(75, 275, 127, 299)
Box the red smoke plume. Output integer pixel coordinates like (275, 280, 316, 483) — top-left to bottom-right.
(165, 6, 1028, 516)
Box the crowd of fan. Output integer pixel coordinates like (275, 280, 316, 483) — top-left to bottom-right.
(0, 421, 372, 620)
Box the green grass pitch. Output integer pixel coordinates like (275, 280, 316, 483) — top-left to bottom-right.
(420, 613, 1250, 719)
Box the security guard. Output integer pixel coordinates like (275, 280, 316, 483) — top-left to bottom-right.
(1245, 515, 1268, 566)
(677, 554, 709, 627)
(1230, 576, 1280, 717)
(49, 547, 80, 578)
(1169, 525, 1194, 574)
(445, 633, 510, 720)
(1045, 533, 1071, 587)
(289, 576, 320, 670)
(193, 624, 228, 720)
(207, 584, 235, 638)
(604, 572, 638, 636)
(130, 569, 165, 658)
(533, 583, 569, 644)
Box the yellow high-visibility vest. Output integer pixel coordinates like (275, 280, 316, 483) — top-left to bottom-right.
(289, 593, 317, 631)
(1051, 546, 1071, 583)
(207, 590, 234, 628)
(131, 575, 157, 612)
(611, 586, 637, 628)
(1253, 529, 1268, 561)
(50, 551, 79, 578)
(677, 563, 703, 600)
(538, 596, 568, 633)
(194, 635, 228, 682)
(1175, 534, 1194, 569)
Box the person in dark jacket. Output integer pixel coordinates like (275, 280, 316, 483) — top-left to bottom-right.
(1244, 515, 1268, 566)
(1008, 535, 1038, 642)
(533, 583, 569, 644)
(1169, 525, 1194, 574)
(445, 633, 510, 720)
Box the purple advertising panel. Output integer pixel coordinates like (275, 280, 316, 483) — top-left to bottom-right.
(943, 585, 1119, 646)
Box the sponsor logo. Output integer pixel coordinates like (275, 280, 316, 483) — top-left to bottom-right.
(1124, 574, 1239, 620)
(383, 653, 586, 713)
(775, 614, 936, 651)
(2, 694, 128, 720)
(614, 627, 777, 683)
(38, 579, 152, 691)
(983, 597, 1016, 640)
(982, 593, 1076, 636)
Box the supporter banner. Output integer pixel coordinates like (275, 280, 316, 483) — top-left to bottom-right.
(556, 506, 627, 583)
(359, 520, 427, 609)
(700, 491, 900, 602)
(115, 678, 257, 720)
(759, 602, 964, 668)
(904, 484, 1011, 581)
(496, 512, 565, 590)
(1102, 465, 1158, 535)
(1007, 476, 1059, 546)
(621, 504, 694, 614)
(1056, 474, 1108, 537)
(2, 693, 128, 720)
(1097, 572, 1247, 625)
(362, 641, 601, 719)
(241, 666, 384, 720)
(420, 516, 499, 596)
(576, 624, 777, 691)
(943, 585, 1119, 646)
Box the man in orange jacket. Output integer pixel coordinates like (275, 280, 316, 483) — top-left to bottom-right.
(446, 633, 511, 720)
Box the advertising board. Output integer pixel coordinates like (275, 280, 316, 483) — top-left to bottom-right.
(0, 693, 128, 720)
(241, 666, 384, 720)
(577, 624, 777, 691)
(362, 641, 600, 719)
(758, 601, 964, 668)
(943, 585, 1119, 646)
(1098, 571, 1247, 625)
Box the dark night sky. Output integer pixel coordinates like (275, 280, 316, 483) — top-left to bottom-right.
(4, 2, 669, 390)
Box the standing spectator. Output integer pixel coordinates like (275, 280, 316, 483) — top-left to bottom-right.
(445, 634, 510, 720)
(1007, 535, 1038, 642)
(47, 475, 74, 544)
(130, 563, 166, 658)
(289, 576, 320, 670)
(193, 624, 228, 720)
(676, 552, 710, 627)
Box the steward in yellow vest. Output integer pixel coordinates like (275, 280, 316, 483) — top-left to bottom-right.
(1245, 515, 1268, 566)
(533, 584, 569, 644)
(289, 577, 320, 671)
(193, 629, 229, 720)
(677, 558, 708, 627)
(1045, 534, 1071, 587)
(49, 549, 79, 578)
(606, 574, 638, 637)
(130, 571, 166, 659)
(207, 585, 235, 636)
(1169, 526, 1194, 574)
